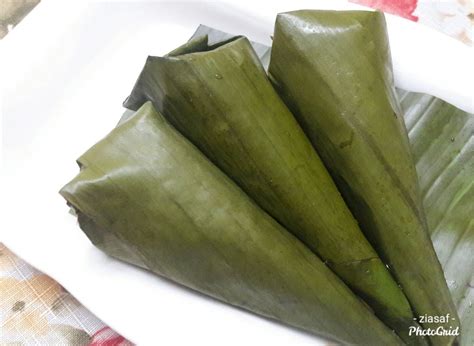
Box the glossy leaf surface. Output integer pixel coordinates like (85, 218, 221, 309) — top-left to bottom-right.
(60, 102, 402, 345)
(123, 34, 419, 341)
(268, 10, 460, 345)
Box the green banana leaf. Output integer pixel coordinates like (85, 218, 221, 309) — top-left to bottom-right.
(268, 10, 460, 346)
(191, 23, 473, 345)
(60, 102, 403, 345)
(123, 34, 422, 342)
(399, 90, 474, 346)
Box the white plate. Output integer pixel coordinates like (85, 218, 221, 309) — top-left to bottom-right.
(2, 1, 473, 345)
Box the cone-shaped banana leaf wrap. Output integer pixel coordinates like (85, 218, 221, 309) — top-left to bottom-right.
(60, 102, 403, 345)
(123, 36, 422, 340)
(268, 10, 460, 345)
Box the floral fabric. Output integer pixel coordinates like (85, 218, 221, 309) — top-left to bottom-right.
(0, 244, 133, 345)
(351, 0, 473, 45)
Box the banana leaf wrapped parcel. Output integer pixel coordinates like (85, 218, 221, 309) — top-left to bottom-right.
(268, 10, 460, 345)
(123, 34, 423, 342)
(60, 102, 403, 345)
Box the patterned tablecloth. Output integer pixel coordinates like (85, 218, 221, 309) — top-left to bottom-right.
(1, 1, 472, 345)
(0, 244, 131, 345)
